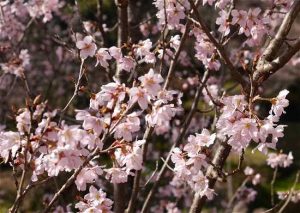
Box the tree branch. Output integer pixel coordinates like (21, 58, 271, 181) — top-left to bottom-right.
(187, 0, 246, 87)
(141, 70, 210, 212)
(189, 141, 232, 213)
(254, 38, 300, 83)
(115, 0, 129, 83)
(125, 127, 153, 213)
(261, 0, 300, 62)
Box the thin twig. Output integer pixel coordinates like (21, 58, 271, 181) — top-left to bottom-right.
(278, 171, 300, 213)
(141, 69, 210, 212)
(271, 166, 278, 206)
(61, 59, 85, 113)
(143, 161, 159, 188)
(225, 149, 245, 176)
(225, 177, 250, 213)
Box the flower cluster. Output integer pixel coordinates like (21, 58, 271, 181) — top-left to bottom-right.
(171, 129, 216, 199)
(154, 0, 190, 30)
(244, 166, 261, 185)
(203, 0, 231, 9)
(0, 49, 30, 77)
(236, 186, 257, 204)
(216, 89, 289, 153)
(267, 152, 293, 168)
(192, 27, 221, 71)
(75, 186, 113, 213)
(278, 190, 300, 203)
(76, 36, 159, 72)
(25, 0, 63, 23)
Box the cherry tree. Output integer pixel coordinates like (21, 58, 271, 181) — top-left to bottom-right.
(0, 0, 300, 212)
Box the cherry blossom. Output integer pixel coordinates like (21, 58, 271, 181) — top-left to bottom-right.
(154, 0, 189, 30)
(1, 1, 299, 212)
(231, 10, 248, 29)
(75, 165, 103, 191)
(114, 113, 140, 141)
(25, 0, 62, 23)
(105, 167, 128, 183)
(95, 48, 112, 68)
(270, 89, 289, 118)
(0, 131, 21, 163)
(129, 87, 150, 110)
(278, 191, 300, 203)
(119, 56, 135, 72)
(1, 49, 30, 77)
(216, 10, 230, 36)
(138, 68, 163, 95)
(90, 82, 126, 110)
(236, 187, 257, 203)
(76, 36, 97, 59)
(267, 152, 293, 168)
(109, 46, 123, 60)
(123, 140, 145, 171)
(75, 185, 113, 213)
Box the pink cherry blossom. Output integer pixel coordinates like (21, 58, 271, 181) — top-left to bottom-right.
(119, 56, 135, 72)
(123, 140, 145, 171)
(95, 48, 112, 68)
(114, 114, 140, 142)
(76, 36, 97, 59)
(270, 89, 289, 117)
(75, 166, 103, 191)
(203, 0, 216, 6)
(129, 87, 150, 110)
(216, 10, 230, 36)
(267, 152, 293, 168)
(105, 167, 128, 183)
(0, 131, 21, 163)
(138, 68, 163, 95)
(90, 82, 126, 110)
(231, 10, 247, 28)
(109, 46, 122, 60)
(75, 185, 113, 213)
(244, 166, 254, 176)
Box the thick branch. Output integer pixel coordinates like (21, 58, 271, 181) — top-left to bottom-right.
(115, 0, 129, 83)
(189, 142, 232, 213)
(253, 1, 300, 84)
(116, 0, 129, 47)
(97, 0, 108, 45)
(113, 1, 130, 211)
(254, 38, 300, 83)
(262, 0, 300, 62)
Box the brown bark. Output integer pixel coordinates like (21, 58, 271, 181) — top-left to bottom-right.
(189, 142, 232, 213)
(115, 0, 129, 83)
